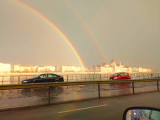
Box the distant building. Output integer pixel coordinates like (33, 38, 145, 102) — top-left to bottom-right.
(132, 67, 139, 72)
(3, 60, 153, 73)
(37, 66, 55, 72)
(0, 63, 11, 73)
(13, 65, 37, 72)
(89, 60, 152, 73)
(13, 65, 55, 73)
(55, 66, 84, 73)
(92, 65, 101, 72)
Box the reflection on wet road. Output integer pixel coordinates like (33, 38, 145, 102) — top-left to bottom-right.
(0, 81, 158, 110)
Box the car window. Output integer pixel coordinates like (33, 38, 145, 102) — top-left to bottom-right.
(34, 75, 41, 78)
(40, 74, 47, 78)
(120, 73, 125, 76)
(52, 74, 58, 78)
(48, 74, 53, 78)
(113, 73, 120, 76)
(48, 74, 58, 78)
(124, 73, 128, 76)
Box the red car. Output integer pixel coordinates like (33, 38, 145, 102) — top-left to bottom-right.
(109, 72, 131, 80)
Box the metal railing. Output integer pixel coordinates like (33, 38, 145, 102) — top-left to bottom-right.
(0, 78, 160, 111)
(0, 73, 160, 85)
(1, 78, 160, 89)
(0, 74, 111, 85)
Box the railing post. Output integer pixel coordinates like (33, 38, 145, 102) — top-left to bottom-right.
(18, 76, 20, 84)
(98, 83, 101, 99)
(72, 75, 73, 81)
(96, 74, 97, 80)
(132, 82, 135, 95)
(48, 86, 51, 104)
(67, 75, 68, 82)
(93, 74, 94, 81)
(157, 81, 159, 91)
(10, 76, 12, 84)
(2, 76, 4, 85)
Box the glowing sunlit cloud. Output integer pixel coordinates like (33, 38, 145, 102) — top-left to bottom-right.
(64, 1, 106, 62)
(14, 0, 86, 72)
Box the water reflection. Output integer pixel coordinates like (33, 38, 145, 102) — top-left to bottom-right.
(100, 83, 132, 97)
(110, 83, 131, 89)
(0, 82, 157, 109)
(20, 87, 64, 98)
(0, 86, 65, 109)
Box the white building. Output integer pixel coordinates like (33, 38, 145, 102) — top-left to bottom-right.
(55, 66, 84, 73)
(37, 66, 55, 72)
(13, 65, 37, 72)
(90, 60, 152, 73)
(0, 63, 11, 73)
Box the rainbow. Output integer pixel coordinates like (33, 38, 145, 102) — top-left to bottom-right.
(64, 1, 106, 62)
(15, 0, 86, 72)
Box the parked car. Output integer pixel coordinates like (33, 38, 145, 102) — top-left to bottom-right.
(109, 72, 131, 80)
(22, 73, 64, 84)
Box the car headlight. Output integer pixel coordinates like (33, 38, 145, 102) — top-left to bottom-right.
(114, 77, 117, 79)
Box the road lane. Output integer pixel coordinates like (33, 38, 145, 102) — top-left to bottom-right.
(58, 104, 107, 114)
(1, 92, 160, 120)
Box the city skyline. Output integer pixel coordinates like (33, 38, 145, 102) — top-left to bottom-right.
(0, 0, 160, 71)
(0, 60, 152, 73)
(0, 59, 153, 69)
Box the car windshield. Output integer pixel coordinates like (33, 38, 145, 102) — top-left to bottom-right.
(34, 75, 41, 78)
(113, 73, 120, 76)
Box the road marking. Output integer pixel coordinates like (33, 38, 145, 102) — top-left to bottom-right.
(58, 104, 107, 114)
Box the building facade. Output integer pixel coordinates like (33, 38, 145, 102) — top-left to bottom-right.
(0, 63, 11, 73)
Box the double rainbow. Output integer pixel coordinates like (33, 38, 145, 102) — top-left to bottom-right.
(64, 1, 106, 62)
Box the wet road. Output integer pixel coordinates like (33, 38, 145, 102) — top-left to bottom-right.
(0, 81, 158, 110)
(0, 92, 160, 120)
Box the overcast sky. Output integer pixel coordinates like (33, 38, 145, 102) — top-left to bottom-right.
(0, 0, 160, 70)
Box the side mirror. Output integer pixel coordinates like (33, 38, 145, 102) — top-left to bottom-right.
(123, 107, 160, 120)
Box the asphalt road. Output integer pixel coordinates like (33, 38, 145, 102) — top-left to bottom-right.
(0, 92, 160, 120)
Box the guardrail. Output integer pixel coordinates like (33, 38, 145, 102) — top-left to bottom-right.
(0, 78, 160, 111)
(0, 78, 160, 89)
